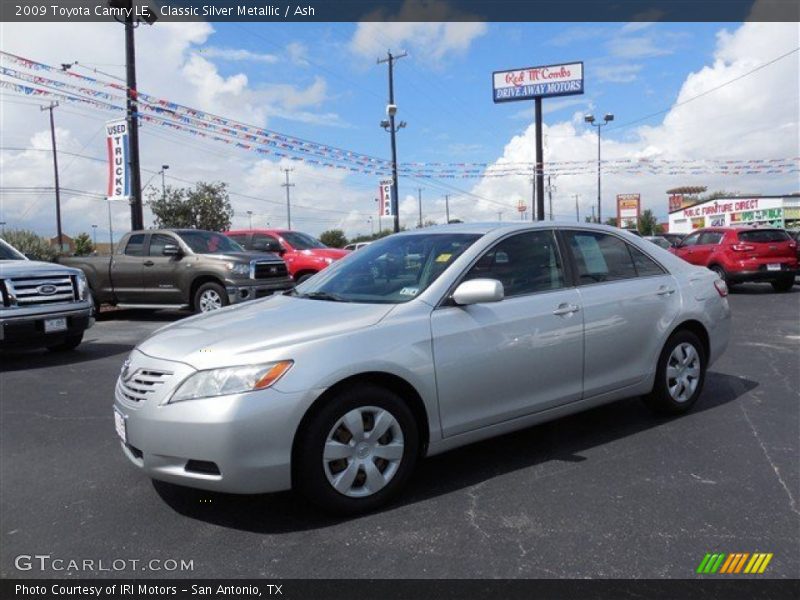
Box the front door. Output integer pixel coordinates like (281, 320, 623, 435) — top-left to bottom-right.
(431, 230, 584, 437)
(142, 233, 185, 304)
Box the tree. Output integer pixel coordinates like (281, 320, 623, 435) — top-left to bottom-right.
(604, 217, 617, 226)
(448, 218, 463, 224)
(638, 209, 661, 236)
(319, 229, 348, 248)
(73, 232, 94, 256)
(3, 229, 58, 261)
(148, 181, 234, 231)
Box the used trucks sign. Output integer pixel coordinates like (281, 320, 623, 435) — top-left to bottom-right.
(106, 119, 131, 200)
(492, 62, 584, 102)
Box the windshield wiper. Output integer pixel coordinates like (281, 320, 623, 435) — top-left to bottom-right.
(295, 291, 349, 302)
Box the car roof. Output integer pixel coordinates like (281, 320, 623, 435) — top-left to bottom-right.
(395, 221, 642, 236)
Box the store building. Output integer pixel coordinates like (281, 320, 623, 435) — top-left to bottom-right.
(667, 194, 800, 233)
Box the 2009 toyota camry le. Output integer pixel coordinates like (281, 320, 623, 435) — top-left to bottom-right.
(113, 223, 731, 514)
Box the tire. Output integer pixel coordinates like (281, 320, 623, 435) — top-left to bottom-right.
(47, 333, 83, 352)
(294, 384, 419, 515)
(193, 282, 228, 313)
(295, 272, 316, 284)
(642, 330, 706, 415)
(771, 277, 794, 293)
(708, 264, 727, 283)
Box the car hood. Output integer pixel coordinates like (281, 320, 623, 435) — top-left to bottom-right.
(0, 259, 80, 277)
(137, 294, 394, 369)
(200, 252, 283, 263)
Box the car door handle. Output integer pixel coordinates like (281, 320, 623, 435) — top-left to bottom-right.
(656, 285, 675, 296)
(553, 303, 580, 316)
(143, 261, 154, 267)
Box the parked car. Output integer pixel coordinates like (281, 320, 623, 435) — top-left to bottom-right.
(61, 229, 293, 314)
(114, 223, 730, 514)
(661, 233, 685, 247)
(669, 227, 798, 292)
(644, 235, 672, 249)
(344, 242, 371, 252)
(225, 229, 349, 283)
(1, 238, 94, 351)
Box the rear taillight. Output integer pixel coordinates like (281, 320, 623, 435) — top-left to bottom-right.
(731, 243, 755, 252)
(714, 279, 728, 297)
(789, 241, 797, 250)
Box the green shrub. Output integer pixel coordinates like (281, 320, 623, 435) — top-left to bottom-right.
(2, 229, 59, 262)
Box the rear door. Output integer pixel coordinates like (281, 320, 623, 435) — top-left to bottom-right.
(110, 234, 147, 302)
(431, 229, 584, 437)
(563, 229, 681, 397)
(142, 233, 185, 304)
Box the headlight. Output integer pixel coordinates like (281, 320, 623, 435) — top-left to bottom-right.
(323, 257, 334, 265)
(76, 272, 88, 300)
(169, 360, 293, 403)
(226, 262, 250, 276)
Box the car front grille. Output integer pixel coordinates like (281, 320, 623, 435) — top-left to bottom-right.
(117, 369, 172, 405)
(5, 275, 77, 306)
(252, 261, 288, 280)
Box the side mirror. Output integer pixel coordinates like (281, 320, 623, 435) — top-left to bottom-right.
(452, 279, 504, 306)
(162, 244, 181, 257)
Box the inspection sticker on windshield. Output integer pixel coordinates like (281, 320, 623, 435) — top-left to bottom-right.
(399, 287, 419, 296)
(435, 253, 452, 263)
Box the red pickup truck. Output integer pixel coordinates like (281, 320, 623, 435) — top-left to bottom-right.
(225, 229, 349, 283)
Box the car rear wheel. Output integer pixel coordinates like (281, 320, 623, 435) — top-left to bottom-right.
(294, 384, 419, 515)
(771, 276, 794, 293)
(295, 272, 316, 284)
(46, 333, 84, 352)
(194, 282, 228, 313)
(643, 330, 706, 415)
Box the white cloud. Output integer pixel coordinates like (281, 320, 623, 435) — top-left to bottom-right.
(349, 1, 487, 65)
(594, 63, 643, 83)
(197, 47, 279, 64)
(467, 21, 799, 225)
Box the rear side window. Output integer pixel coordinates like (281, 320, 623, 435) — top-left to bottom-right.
(737, 230, 790, 243)
(629, 246, 666, 277)
(124, 234, 145, 256)
(565, 231, 638, 284)
(227, 234, 248, 247)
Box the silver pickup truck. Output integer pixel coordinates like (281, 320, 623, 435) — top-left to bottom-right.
(61, 229, 294, 314)
(0, 238, 94, 352)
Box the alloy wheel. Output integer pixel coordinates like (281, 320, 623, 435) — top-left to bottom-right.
(198, 289, 223, 312)
(323, 406, 405, 498)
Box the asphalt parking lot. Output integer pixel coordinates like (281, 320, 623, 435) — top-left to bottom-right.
(1, 286, 798, 579)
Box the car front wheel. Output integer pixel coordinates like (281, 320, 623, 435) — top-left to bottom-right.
(294, 384, 419, 515)
(194, 282, 228, 313)
(643, 330, 706, 415)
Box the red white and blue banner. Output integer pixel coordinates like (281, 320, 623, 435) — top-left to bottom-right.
(106, 119, 131, 200)
(493, 62, 584, 102)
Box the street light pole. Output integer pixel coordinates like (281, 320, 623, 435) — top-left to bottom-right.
(281, 168, 294, 229)
(378, 50, 407, 234)
(444, 194, 450, 224)
(247, 210, 253, 229)
(91, 224, 97, 247)
(160, 164, 169, 200)
(584, 113, 614, 223)
(41, 102, 63, 250)
(417, 187, 423, 228)
(574, 193, 580, 222)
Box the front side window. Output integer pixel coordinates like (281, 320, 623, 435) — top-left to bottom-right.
(148, 234, 178, 256)
(565, 230, 638, 284)
(226, 233, 248, 247)
(293, 233, 480, 304)
(463, 231, 564, 297)
(280, 231, 326, 250)
(176, 231, 244, 254)
(252, 233, 281, 251)
(681, 232, 702, 247)
(698, 231, 724, 245)
(124, 234, 145, 256)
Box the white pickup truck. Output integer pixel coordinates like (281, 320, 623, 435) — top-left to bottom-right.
(0, 238, 94, 352)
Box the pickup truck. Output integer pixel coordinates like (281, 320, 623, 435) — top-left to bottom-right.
(61, 229, 293, 313)
(225, 229, 349, 283)
(1, 238, 94, 351)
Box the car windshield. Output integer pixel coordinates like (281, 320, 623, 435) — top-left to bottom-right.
(281, 231, 327, 250)
(737, 229, 790, 243)
(176, 231, 244, 254)
(0, 239, 26, 260)
(292, 233, 481, 304)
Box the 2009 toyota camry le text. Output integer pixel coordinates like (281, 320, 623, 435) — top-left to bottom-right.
(113, 223, 731, 514)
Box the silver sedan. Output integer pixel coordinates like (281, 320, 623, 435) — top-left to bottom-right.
(113, 223, 731, 514)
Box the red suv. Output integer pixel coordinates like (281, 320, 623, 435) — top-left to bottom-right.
(225, 229, 349, 283)
(669, 227, 798, 292)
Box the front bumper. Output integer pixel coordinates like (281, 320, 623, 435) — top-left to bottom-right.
(0, 305, 94, 349)
(113, 354, 313, 493)
(225, 278, 294, 305)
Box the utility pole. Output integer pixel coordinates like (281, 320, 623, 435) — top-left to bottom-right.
(546, 175, 556, 221)
(417, 187, 423, 228)
(91, 224, 97, 247)
(107, 200, 115, 251)
(534, 96, 545, 221)
(573, 194, 580, 223)
(444, 194, 450, 224)
(41, 102, 63, 251)
(124, 6, 144, 231)
(160, 164, 169, 200)
(247, 210, 253, 229)
(591, 205, 596, 223)
(281, 168, 295, 229)
(378, 50, 407, 233)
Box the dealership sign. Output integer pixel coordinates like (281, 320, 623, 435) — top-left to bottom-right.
(617, 194, 641, 229)
(492, 62, 584, 103)
(106, 119, 131, 200)
(378, 180, 393, 217)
